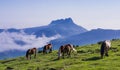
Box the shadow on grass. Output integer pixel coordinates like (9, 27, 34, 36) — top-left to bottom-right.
(1, 59, 16, 64)
(82, 56, 101, 61)
(52, 58, 59, 61)
(5, 67, 14, 70)
(118, 45, 120, 46)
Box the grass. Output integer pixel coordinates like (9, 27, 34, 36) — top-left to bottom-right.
(0, 39, 120, 70)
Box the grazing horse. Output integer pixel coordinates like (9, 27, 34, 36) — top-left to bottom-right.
(100, 40, 111, 58)
(58, 44, 77, 59)
(26, 48, 37, 60)
(43, 44, 52, 54)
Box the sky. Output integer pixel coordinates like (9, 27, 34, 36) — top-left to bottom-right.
(0, 0, 120, 30)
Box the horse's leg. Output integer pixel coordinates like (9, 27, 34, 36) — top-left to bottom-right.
(67, 51, 70, 58)
(101, 53, 104, 58)
(105, 53, 109, 56)
(34, 52, 36, 58)
(62, 52, 64, 59)
(100, 44, 105, 59)
(30, 54, 31, 59)
(58, 52, 61, 59)
(45, 50, 47, 54)
(26, 55, 28, 60)
(69, 50, 71, 57)
(67, 48, 71, 58)
(34, 53, 36, 58)
(26, 56, 28, 60)
(100, 49, 104, 59)
(105, 48, 109, 57)
(49, 48, 52, 53)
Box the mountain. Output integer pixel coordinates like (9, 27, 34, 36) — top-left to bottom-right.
(0, 18, 87, 38)
(24, 18, 87, 37)
(0, 28, 21, 33)
(51, 28, 120, 49)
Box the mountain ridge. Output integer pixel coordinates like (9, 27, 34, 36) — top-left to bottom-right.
(51, 28, 120, 49)
(0, 18, 87, 37)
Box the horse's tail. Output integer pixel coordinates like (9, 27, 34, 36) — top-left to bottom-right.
(100, 42, 106, 58)
(26, 49, 30, 59)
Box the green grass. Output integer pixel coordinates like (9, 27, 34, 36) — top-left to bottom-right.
(0, 39, 120, 70)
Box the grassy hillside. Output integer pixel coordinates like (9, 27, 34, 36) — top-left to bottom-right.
(0, 39, 120, 70)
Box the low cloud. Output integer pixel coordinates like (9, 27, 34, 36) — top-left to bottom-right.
(0, 31, 61, 52)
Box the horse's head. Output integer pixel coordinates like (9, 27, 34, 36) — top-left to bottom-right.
(26, 49, 30, 59)
(57, 45, 64, 59)
(67, 44, 77, 52)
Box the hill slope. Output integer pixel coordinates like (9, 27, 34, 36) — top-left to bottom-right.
(0, 39, 120, 70)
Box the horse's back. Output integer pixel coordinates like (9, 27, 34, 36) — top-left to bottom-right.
(45, 44, 52, 49)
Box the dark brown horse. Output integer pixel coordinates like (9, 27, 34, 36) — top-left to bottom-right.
(43, 44, 52, 54)
(100, 40, 111, 58)
(26, 48, 37, 60)
(58, 44, 77, 59)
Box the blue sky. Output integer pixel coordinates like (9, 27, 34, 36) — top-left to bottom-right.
(0, 0, 120, 30)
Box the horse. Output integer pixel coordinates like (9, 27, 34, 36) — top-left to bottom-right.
(100, 40, 111, 58)
(26, 48, 37, 60)
(43, 44, 52, 54)
(58, 44, 77, 59)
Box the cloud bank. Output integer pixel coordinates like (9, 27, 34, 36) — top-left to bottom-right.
(0, 31, 61, 52)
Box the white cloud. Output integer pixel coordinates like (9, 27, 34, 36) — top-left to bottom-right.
(0, 31, 61, 52)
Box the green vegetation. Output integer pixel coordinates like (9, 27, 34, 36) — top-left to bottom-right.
(0, 39, 120, 70)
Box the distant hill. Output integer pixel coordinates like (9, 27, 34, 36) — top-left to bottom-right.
(51, 28, 120, 49)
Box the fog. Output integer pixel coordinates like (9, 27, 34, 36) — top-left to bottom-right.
(0, 31, 61, 52)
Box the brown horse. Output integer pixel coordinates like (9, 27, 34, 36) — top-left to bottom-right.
(26, 48, 37, 60)
(43, 44, 52, 54)
(58, 44, 77, 59)
(100, 40, 111, 58)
